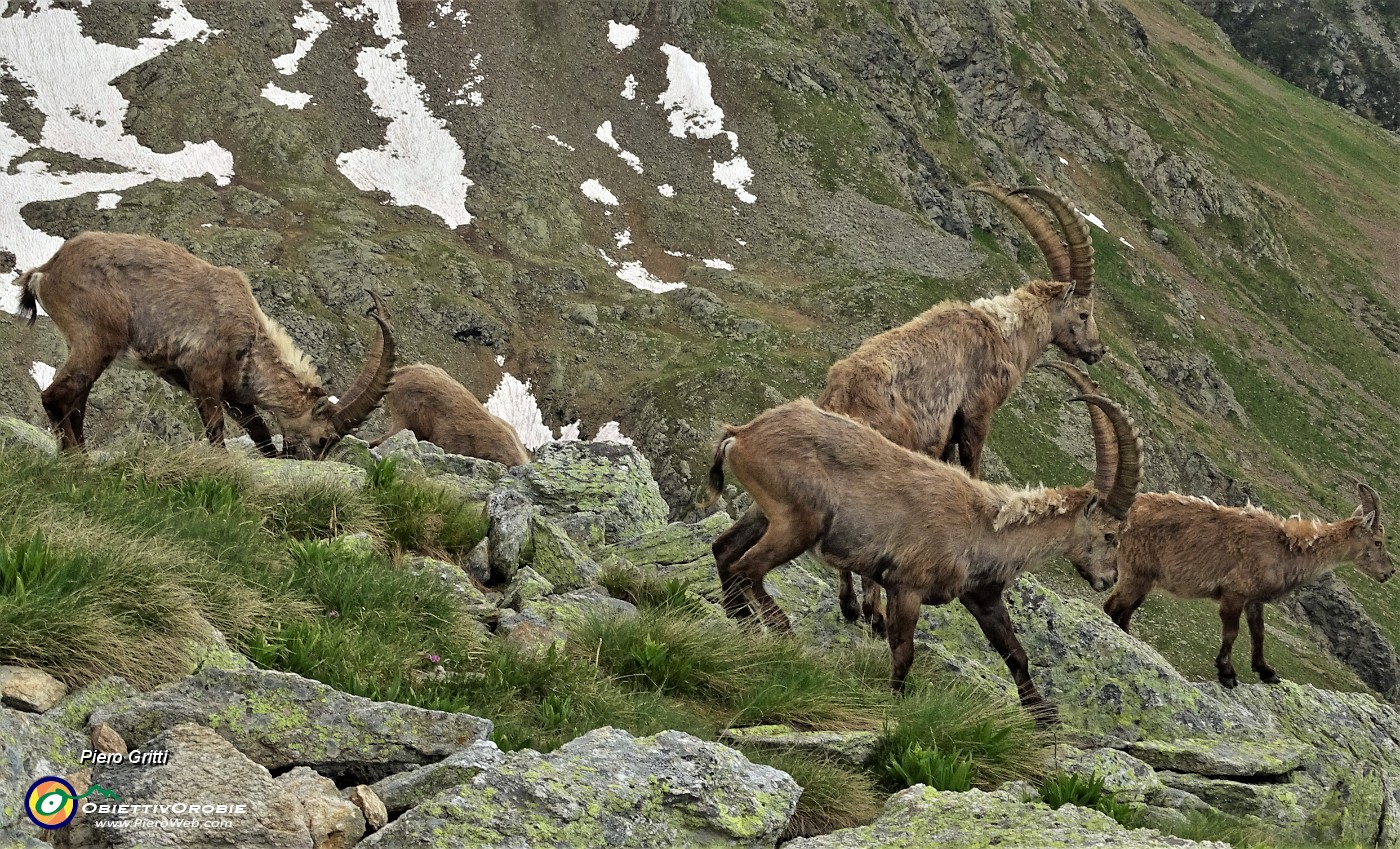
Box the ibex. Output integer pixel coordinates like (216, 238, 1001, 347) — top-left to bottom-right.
(708, 392, 1142, 723)
(14, 231, 394, 460)
(714, 183, 1106, 635)
(370, 363, 531, 466)
(1041, 362, 1394, 688)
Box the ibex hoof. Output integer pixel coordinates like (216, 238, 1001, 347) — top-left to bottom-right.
(1028, 701, 1060, 729)
(1218, 673, 1239, 689)
(1259, 670, 1282, 685)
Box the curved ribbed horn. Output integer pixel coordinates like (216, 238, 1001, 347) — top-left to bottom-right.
(331, 291, 396, 434)
(965, 182, 1072, 283)
(1067, 394, 1141, 520)
(1039, 361, 1116, 494)
(1358, 481, 1382, 520)
(1013, 186, 1094, 296)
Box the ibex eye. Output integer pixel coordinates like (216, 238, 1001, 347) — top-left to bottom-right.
(1104, 533, 1116, 543)
(1079, 312, 1090, 321)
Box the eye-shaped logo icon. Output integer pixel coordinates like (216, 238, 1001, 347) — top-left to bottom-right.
(25, 776, 77, 829)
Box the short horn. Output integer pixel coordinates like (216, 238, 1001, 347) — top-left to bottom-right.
(1067, 393, 1141, 520)
(331, 291, 396, 434)
(1013, 186, 1094, 296)
(966, 182, 1072, 283)
(1039, 361, 1116, 494)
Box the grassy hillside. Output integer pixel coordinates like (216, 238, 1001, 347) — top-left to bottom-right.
(0, 0, 1396, 701)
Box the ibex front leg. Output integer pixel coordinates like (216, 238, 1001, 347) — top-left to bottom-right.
(961, 582, 1057, 727)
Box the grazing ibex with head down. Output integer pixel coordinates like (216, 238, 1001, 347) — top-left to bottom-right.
(1041, 362, 1394, 688)
(370, 363, 530, 466)
(708, 391, 1142, 723)
(14, 231, 394, 460)
(714, 183, 1107, 635)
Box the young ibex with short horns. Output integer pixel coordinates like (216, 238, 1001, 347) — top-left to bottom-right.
(714, 183, 1106, 635)
(370, 363, 530, 466)
(1040, 362, 1394, 688)
(14, 231, 395, 460)
(708, 391, 1142, 723)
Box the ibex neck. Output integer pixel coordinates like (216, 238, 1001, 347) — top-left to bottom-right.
(971, 288, 1056, 379)
(1282, 517, 1366, 587)
(966, 485, 1084, 586)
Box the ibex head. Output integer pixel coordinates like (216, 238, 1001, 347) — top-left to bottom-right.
(1056, 389, 1143, 591)
(1352, 482, 1393, 582)
(279, 292, 396, 460)
(968, 183, 1104, 364)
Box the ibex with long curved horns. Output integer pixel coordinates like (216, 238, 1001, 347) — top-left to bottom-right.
(14, 231, 394, 460)
(708, 391, 1142, 723)
(1041, 362, 1393, 688)
(714, 183, 1106, 635)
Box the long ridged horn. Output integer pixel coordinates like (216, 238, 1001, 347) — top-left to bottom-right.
(1013, 186, 1094, 296)
(965, 182, 1072, 283)
(1039, 361, 1116, 494)
(1358, 482, 1382, 520)
(331, 291, 396, 434)
(1067, 394, 1141, 520)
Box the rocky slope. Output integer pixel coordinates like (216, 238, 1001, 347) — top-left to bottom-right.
(1181, 0, 1400, 130)
(0, 0, 1397, 776)
(1, 428, 1396, 847)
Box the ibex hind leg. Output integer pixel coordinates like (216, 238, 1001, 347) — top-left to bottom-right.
(1216, 596, 1245, 688)
(713, 507, 768, 621)
(860, 576, 887, 638)
(1245, 600, 1281, 684)
(726, 514, 822, 634)
(42, 349, 117, 450)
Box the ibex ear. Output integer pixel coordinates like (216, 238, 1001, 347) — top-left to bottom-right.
(310, 396, 332, 416)
(1084, 493, 1101, 516)
(1359, 510, 1378, 531)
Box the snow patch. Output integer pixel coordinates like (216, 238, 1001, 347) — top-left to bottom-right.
(614, 229, 633, 248)
(593, 421, 634, 445)
(274, 1, 330, 75)
(261, 82, 313, 109)
(335, 2, 473, 228)
(621, 74, 638, 100)
(657, 44, 725, 140)
(95, 193, 121, 210)
(581, 178, 619, 206)
(1118, 236, 1135, 249)
(617, 261, 685, 294)
(486, 372, 633, 449)
(449, 53, 485, 107)
(495, 355, 505, 367)
(0, 1, 233, 315)
(30, 361, 55, 391)
(713, 156, 756, 203)
(1058, 156, 1069, 166)
(595, 121, 643, 173)
(703, 258, 734, 270)
(1078, 208, 1108, 232)
(608, 20, 639, 50)
(657, 184, 675, 197)
(598, 249, 618, 267)
(547, 134, 575, 151)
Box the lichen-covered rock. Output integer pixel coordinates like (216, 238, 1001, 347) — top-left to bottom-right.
(361, 727, 799, 848)
(527, 515, 599, 590)
(521, 589, 638, 632)
(88, 668, 492, 783)
(1122, 737, 1309, 778)
(43, 678, 138, 732)
(325, 435, 376, 471)
(719, 725, 880, 768)
(56, 724, 313, 848)
(404, 555, 497, 623)
(0, 707, 86, 833)
(608, 512, 734, 572)
(0, 665, 68, 713)
(249, 458, 367, 489)
(781, 787, 1230, 849)
(182, 619, 254, 676)
(503, 566, 554, 609)
(369, 740, 506, 815)
(421, 451, 509, 480)
(1048, 745, 1163, 805)
(0, 417, 57, 456)
(497, 441, 670, 545)
(485, 484, 540, 583)
(277, 767, 365, 849)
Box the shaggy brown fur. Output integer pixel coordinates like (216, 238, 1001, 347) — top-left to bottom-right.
(15, 232, 394, 459)
(716, 183, 1107, 636)
(370, 363, 530, 466)
(709, 394, 1142, 724)
(1106, 487, 1392, 688)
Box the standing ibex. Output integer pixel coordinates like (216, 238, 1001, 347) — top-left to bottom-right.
(14, 232, 394, 460)
(708, 392, 1142, 723)
(370, 363, 531, 466)
(1041, 362, 1394, 688)
(714, 183, 1106, 635)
